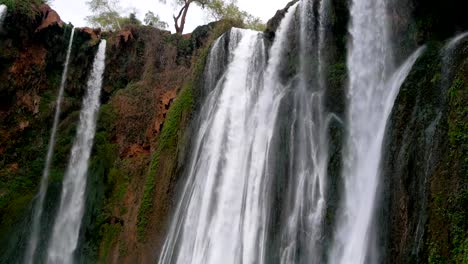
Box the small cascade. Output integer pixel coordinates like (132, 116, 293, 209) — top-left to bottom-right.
(46, 40, 107, 264)
(442, 32, 468, 90)
(24, 27, 76, 264)
(329, 0, 424, 262)
(440, 31, 468, 105)
(0, 4, 7, 29)
(445, 32, 468, 52)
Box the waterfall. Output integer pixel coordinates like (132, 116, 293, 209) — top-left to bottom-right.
(279, 0, 330, 262)
(329, 0, 424, 262)
(46, 40, 107, 264)
(441, 31, 468, 100)
(23, 27, 76, 264)
(444, 32, 468, 54)
(0, 4, 7, 29)
(158, 5, 298, 264)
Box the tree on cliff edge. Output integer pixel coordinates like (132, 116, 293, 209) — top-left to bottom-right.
(160, 0, 264, 34)
(159, 0, 211, 34)
(86, 0, 122, 30)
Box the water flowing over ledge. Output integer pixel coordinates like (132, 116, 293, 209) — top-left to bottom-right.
(0, 4, 7, 29)
(24, 27, 76, 264)
(330, 10, 425, 261)
(47, 40, 107, 264)
(158, 4, 298, 263)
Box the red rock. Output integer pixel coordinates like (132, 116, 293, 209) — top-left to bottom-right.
(36, 4, 63, 32)
(117, 29, 134, 43)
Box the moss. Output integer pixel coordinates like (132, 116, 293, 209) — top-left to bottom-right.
(2, 0, 48, 20)
(0, 193, 33, 236)
(428, 242, 446, 264)
(446, 75, 468, 263)
(98, 223, 122, 262)
(448, 78, 468, 150)
(428, 66, 468, 263)
(137, 84, 193, 239)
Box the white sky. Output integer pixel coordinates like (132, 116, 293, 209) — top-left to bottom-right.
(50, 0, 291, 33)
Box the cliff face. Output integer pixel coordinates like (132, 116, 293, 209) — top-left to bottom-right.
(0, 0, 466, 263)
(0, 4, 99, 261)
(381, 39, 468, 263)
(0, 3, 240, 262)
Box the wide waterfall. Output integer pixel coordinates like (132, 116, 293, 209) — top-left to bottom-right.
(158, 4, 298, 263)
(0, 4, 7, 29)
(157, 0, 427, 263)
(329, 0, 424, 262)
(24, 27, 76, 264)
(46, 40, 107, 264)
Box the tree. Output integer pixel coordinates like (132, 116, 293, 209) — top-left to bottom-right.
(86, 0, 122, 30)
(160, 0, 264, 34)
(207, 0, 265, 31)
(159, 0, 211, 34)
(144, 11, 168, 29)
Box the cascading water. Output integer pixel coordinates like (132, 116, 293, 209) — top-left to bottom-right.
(445, 32, 468, 53)
(158, 5, 298, 264)
(46, 40, 107, 264)
(329, 0, 424, 262)
(279, 0, 330, 262)
(0, 4, 7, 28)
(24, 27, 76, 264)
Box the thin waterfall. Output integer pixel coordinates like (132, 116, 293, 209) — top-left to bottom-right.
(329, 0, 424, 261)
(47, 40, 107, 264)
(280, 0, 330, 262)
(158, 5, 297, 263)
(24, 27, 76, 264)
(0, 4, 7, 28)
(444, 32, 468, 53)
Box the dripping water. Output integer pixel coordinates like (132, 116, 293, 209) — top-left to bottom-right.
(47, 40, 107, 264)
(24, 27, 76, 264)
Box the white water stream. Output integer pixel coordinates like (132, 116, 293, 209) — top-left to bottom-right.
(24, 27, 76, 264)
(47, 40, 107, 264)
(158, 4, 298, 263)
(0, 4, 7, 29)
(329, 0, 425, 261)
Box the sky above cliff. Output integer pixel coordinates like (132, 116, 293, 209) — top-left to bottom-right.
(51, 0, 291, 33)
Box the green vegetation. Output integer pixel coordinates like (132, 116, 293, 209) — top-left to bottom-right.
(86, 0, 166, 30)
(135, 19, 238, 240)
(448, 78, 468, 150)
(428, 70, 468, 264)
(99, 223, 122, 261)
(86, 0, 123, 30)
(137, 84, 193, 239)
(446, 76, 468, 263)
(144, 11, 168, 29)
(1, 0, 49, 19)
(207, 0, 265, 31)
